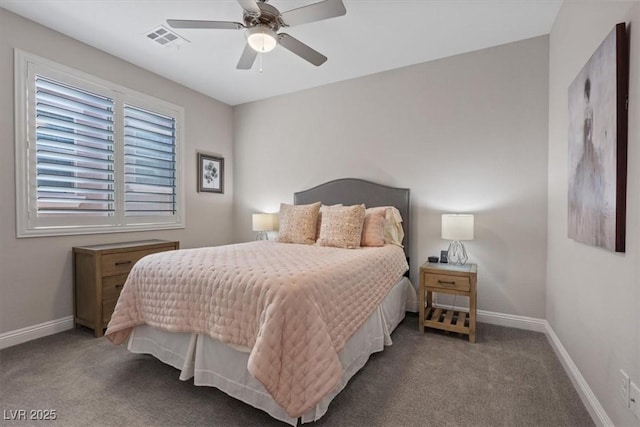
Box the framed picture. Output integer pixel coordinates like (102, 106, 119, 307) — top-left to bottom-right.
(198, 153, 224, 193)
(567, 23, 628, 252)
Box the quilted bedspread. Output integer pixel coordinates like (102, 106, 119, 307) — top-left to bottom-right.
(105, 241, 408, 417)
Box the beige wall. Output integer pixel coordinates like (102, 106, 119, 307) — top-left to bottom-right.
(0, 9, 234, 333)
(547, 2, 640, 425)
(233, 36, 549, 318)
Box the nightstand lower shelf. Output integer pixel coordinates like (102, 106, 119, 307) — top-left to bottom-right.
(423, 307, 470, 335)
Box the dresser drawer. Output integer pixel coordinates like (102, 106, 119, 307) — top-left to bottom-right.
(103, 274, 127, 300)
(101, 247, 170, 277)
(425, 273, 470, 292)
(103, 297, 119, 324)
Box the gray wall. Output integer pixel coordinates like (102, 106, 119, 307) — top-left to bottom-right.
(0, 9, 234, 333)
(547, 2, 640, 425)
(233, 36, 550, 318)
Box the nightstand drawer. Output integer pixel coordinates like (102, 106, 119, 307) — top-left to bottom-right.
(425, 273, 470, 292)
(102, 247, 166, 277)
(103, 274, 127, 300)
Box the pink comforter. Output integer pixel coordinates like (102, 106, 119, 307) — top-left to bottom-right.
(106, 241, 408, 417)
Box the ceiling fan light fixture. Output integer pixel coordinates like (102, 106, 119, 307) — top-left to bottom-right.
(246, 25, 277, 53)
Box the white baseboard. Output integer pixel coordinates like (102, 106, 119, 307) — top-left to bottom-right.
(476, 309, 547, 332)
(0, 316, 74, 350)
(544, 322, 613, 427)
(433, 303, 547, 332)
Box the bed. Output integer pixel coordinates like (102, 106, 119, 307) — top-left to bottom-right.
(105, 178, 413, 425)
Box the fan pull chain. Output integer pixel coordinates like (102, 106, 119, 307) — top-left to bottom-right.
(259, 53, 263, 73)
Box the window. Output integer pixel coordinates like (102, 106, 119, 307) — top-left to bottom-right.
(123, 105, 177, 218)
(34, 76, 116, 220)
(15, 50, 184, 237)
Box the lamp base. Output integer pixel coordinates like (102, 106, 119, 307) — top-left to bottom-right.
(256, 231, 269, 241)
(447, 240, 468, 265)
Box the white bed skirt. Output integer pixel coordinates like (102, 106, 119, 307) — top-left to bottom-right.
(127, 277, 415, 425)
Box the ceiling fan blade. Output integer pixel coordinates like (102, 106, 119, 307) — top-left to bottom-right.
(280, 0, 346, 27)
(237, 0, 261, 15)
(237, 43, 258, 70)
(278, 33, 327, 66)
(167, 19, 244, 30)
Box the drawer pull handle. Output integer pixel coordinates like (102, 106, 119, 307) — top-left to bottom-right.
(115, 261, 132, 266)
(115, 284, 124, 289)
(438, 280, 456, 286)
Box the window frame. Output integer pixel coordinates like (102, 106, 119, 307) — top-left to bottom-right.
(15, 49, 185, 238)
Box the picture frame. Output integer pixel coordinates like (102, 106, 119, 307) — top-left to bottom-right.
(567, 23, 628, 252)
(197, 153, 224, 194)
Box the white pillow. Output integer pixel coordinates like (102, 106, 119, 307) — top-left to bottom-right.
(384, 206, 404, 247)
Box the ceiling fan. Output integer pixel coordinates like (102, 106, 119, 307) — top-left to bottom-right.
(167, 0, 346, 70)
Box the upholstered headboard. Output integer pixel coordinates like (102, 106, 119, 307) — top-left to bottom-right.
(293, 178, 410, 259)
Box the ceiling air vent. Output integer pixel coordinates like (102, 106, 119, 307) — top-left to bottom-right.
(145, 25, 189, 47)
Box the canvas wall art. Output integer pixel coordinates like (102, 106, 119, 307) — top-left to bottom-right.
(567, 23, 628, 252)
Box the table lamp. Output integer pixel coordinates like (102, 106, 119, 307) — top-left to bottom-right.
(441, 214, 474, 265)
(252, 213, 277, 240)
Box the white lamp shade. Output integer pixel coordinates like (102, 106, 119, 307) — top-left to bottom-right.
(252, 213, 277, 232)
(441, 214, 474, 241)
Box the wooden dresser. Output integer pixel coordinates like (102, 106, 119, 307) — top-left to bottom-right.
(73, 239, 179, 337)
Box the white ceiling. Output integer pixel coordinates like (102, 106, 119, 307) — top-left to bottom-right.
(1, 0, 561, 106)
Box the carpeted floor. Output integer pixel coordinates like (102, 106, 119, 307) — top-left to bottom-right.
(1, 316, 593, 427)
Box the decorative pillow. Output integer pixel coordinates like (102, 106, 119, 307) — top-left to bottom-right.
(366, 206, 404, 247)
(361, 208, 386, 247)
(316, 204, 342, 240)
(277, 202, 321, 245)
(317, 204, 366, 249)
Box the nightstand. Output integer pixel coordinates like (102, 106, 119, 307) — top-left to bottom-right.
(419, 262, 477, 343)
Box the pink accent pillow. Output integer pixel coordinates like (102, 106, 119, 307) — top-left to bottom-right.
(277, 202, 321, 245)
(317, 204, 366, 249)
(361, 209, 386, 247)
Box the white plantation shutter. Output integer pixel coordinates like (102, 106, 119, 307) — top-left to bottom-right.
(16, 51, 184, 237)
(124, 105, 177, 217)
(35, 76, 116, 219)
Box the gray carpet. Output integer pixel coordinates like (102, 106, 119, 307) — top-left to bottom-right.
(1, 317, 593, 427)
